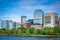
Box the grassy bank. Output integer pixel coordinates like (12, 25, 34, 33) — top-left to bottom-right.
(1, 34, 60, 37)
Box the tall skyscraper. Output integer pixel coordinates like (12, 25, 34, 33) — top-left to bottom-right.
(33, 9, 44, 29)
(44, 12, 58, 27)
(33, 9, 44, 25)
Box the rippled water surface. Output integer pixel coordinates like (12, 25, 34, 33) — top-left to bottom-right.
(0, 36, 60, 40)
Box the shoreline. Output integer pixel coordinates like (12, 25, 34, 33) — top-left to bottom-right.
(0, 35, 60, 38)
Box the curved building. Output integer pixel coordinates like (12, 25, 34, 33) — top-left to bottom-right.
(33, 9, 44, 29)
(44, 12, 58, 27)
(33, 9, 44, 25)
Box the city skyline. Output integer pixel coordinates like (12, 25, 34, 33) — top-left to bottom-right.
(0, 0, 60, 22)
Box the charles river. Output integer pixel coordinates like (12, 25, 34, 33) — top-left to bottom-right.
(0, 36, 60, 40)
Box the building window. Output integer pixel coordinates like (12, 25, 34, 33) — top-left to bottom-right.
(55, 16, 58, 24)
(45, 16, 51, 23)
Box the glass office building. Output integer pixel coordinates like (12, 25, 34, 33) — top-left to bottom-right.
(1, 20, 9, 29)
(27, 19, 33, 25)
(12, 21, 16, 29)
(33, 9, 44, 25)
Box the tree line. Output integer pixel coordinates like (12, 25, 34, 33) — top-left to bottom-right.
(0, 26, 60, 36)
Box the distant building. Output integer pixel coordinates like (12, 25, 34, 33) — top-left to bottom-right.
(9, 20, 17, 29)
(44, 12, 58, 27)
(27, 19, 33, 25)
(24, 23, 31, 28)
(9, 20, 13, 29)
(1, 20, 9, 29)
(58, 17, 60, 26)
(21, 16, 26, 24)
(31, 25, 43, 29)
(33, 9, 44, 29)
(12, 21, 16, 29)
(33, 9, 44, 25)
(16, 22, 21, 29)
(0, 20, 1, 29)
(1, 20, 17, 30)
(21, 16, 27, 27)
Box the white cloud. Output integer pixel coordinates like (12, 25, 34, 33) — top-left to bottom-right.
(19, 5, 56, 13)
(10, 14, 20, 22)
(1, 14, 21, 22)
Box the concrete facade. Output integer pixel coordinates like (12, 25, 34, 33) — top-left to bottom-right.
(44, 12, 58, 27)
(9, 20, 13, 29)
(31, 25, 43, 29)
(21, 16, 27, 27)
(21, 16, 26, 24)
(58, 17, 60, 26)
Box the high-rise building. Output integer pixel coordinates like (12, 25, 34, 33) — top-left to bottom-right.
(33, 9, 44, 29)
(21, 16, 26, 24)
(12, 21, 16, 29)
(9, 20, 13, 29)
(0, 19, 17, 30)
(44, 12, 58, 27)
(33, 9, 44, 25)
(21, 16, 27, 27)
(1, 20, 9, 29)
(9, 20, 17, 29)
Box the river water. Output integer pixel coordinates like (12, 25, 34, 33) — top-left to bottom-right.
(0, 36, 60, 40)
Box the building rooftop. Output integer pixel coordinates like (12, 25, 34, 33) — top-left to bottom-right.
(45, 12, 58, 16)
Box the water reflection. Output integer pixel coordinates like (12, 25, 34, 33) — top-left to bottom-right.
(0, 36, 60, 40)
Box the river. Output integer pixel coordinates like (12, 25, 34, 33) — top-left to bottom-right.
(0, 36, 60, 40)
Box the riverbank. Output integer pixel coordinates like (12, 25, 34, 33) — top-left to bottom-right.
(0, 27, 60, 38)
(0, 35, 60, 38)
(0, 36, 60, 40)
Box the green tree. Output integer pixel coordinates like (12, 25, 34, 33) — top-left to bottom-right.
(17, 29, 22, 36)
(33, 29, 39, 35)
(25, 29, 31, 36)
(29, 28, 35, 34)
(54, 26, 60, 35)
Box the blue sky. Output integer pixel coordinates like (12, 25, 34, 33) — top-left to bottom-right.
(0, 0, 60, 22)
